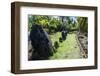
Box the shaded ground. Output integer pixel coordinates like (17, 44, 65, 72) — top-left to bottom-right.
(49, 32, 83, 59)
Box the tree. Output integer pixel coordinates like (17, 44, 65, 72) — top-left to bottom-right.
(76, 17, 88, 33)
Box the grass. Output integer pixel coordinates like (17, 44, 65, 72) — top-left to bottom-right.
(49, 32, 83, 59)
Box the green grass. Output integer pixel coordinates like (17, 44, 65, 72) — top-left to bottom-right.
(49, 32, 82, 59)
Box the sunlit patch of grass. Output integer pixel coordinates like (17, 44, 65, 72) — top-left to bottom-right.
(49, 32, 82, 59)
(49, 32, 61, 46)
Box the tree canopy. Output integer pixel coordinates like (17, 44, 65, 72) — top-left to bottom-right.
(28, 15, 88, 34)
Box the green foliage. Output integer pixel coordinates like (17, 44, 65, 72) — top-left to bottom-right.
(49, 18, 60, 28)
(28, 15, 87, 34)
(28, 15, 61, 33)
(76, 17, 88, 33)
